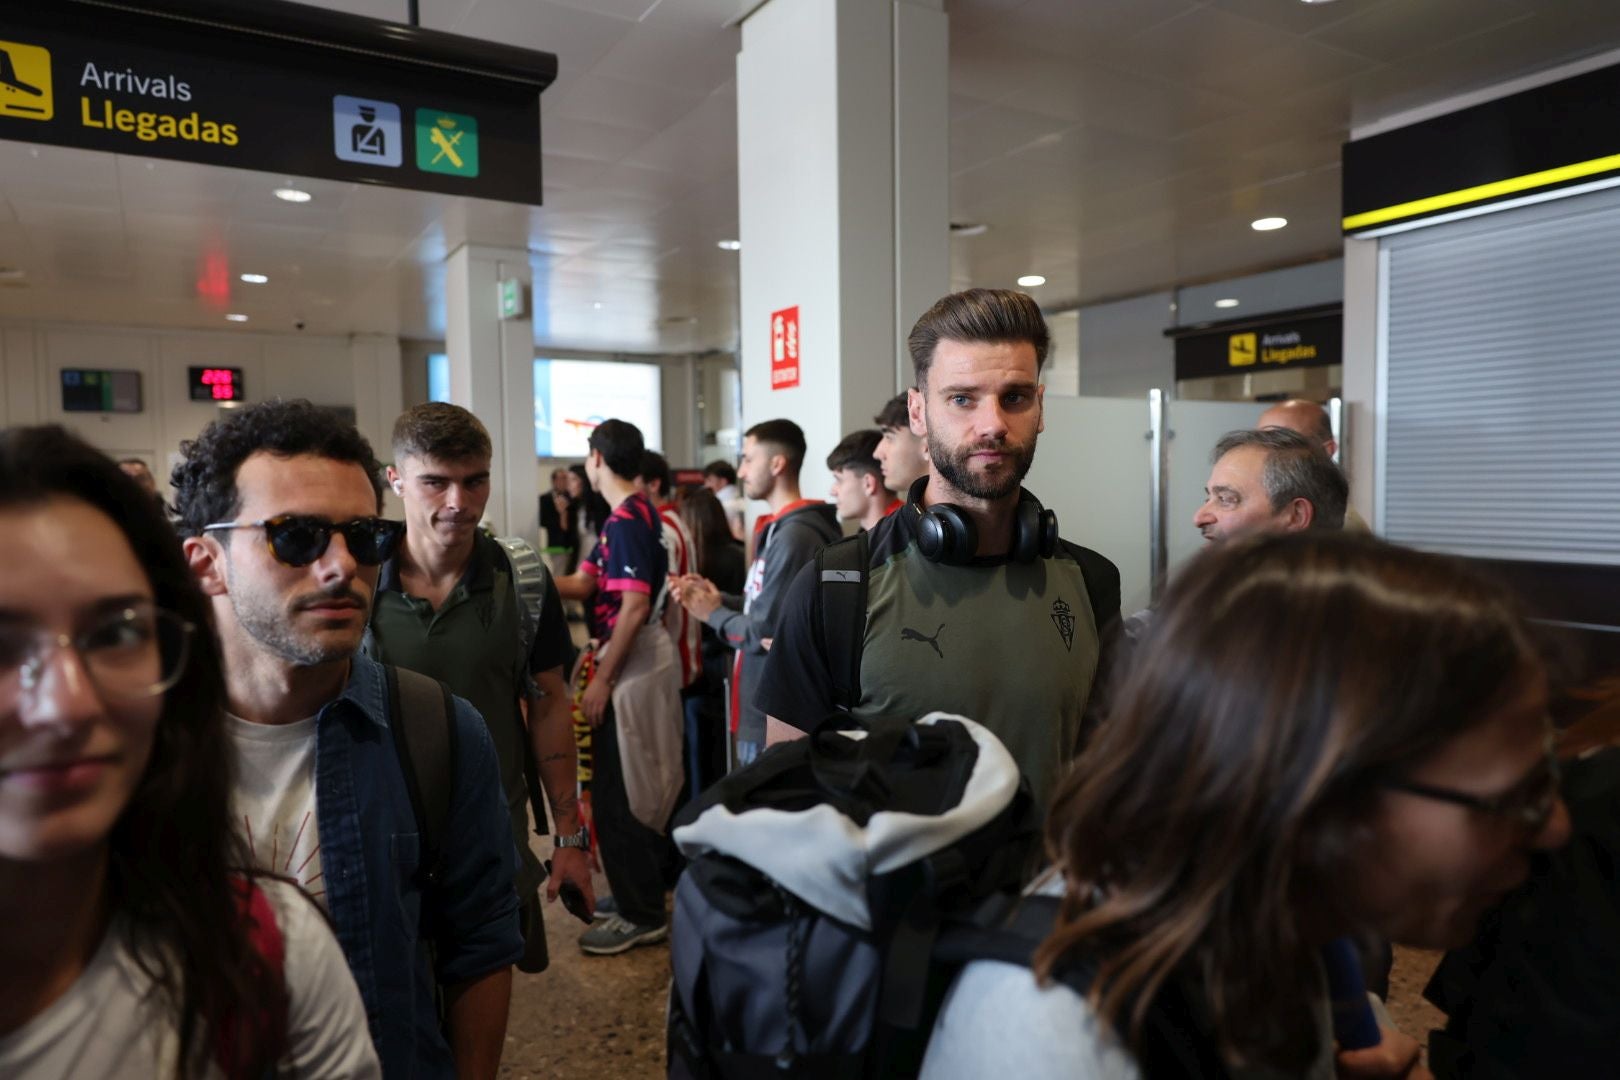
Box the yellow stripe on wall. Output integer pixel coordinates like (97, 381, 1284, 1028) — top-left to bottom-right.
(1342, 151, 1620, 231)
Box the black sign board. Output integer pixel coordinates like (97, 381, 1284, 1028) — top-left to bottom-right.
(1171, 309, 1342, 382)
(0, 0, 555, 204)
(61, 368, 142, 412)
(189, 366, 244, 402)
(1343, 63, 1620, 235)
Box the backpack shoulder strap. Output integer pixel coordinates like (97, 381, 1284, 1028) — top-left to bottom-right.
(814, 531, 870, 713)
(492, 535, 548, 664)
(385, 664, 459, 886)
(1067, 543, 1120, 636)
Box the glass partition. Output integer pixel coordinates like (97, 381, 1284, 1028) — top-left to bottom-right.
(1026, 396, 1155, 616)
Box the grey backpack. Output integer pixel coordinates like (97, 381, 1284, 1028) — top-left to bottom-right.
(665, 713, 1039, 1079)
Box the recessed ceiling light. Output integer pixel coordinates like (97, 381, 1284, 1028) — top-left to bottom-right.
(225, 313, 249, 322)
(592, 302, 604, 310)
(1214, 298, 1240, 309)
(239, 273, 269, 284)
(274, 187, 312, 203)
(1017, 274, 1046, 287)
(1251, 216, 1288, 231)
(716, 239, 741, 251)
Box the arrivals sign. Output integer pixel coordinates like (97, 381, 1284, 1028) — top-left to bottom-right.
(770, 305, 801, 390)
(1171, 309, 1342, 382)
(0, 1, 555, 204)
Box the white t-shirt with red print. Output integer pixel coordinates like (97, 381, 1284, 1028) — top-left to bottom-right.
(226, 714, 325, 908)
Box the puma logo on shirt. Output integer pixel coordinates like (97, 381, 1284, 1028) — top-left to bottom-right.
(901, 623, 945, 659)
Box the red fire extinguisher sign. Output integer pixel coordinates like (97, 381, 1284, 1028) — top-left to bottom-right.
(770, 305, 800, 390)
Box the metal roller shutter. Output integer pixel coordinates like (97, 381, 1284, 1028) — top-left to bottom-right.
(1380, 189, 1620, 565)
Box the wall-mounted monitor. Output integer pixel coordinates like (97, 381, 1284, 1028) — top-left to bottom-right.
(534, 358, 662, 457)
(61, 369, 142, 413)
(189, 366, 245, 402)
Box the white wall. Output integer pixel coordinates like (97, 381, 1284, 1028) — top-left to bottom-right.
(737, 0, 948, 506)
(1075, 292, 1175, 398)
(0, 320, 403, 505)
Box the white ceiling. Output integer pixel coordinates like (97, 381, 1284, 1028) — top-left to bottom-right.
(1, 0, 1618, 354)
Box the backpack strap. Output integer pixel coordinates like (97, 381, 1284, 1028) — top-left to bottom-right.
(492, 537, 558, 838)
(814, 532, 870, 712)
(385, 664, 458, 889)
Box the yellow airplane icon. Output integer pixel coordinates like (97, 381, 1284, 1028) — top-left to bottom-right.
(429, 124, 463, 169)
(0, 41, 52, 122)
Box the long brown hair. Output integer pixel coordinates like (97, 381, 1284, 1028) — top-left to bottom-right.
(0, 426, 286, 1076)
(1038, 532, 1542, 1071)
(679, 486, 734, 579)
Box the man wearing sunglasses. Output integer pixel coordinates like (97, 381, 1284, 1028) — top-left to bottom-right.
(173, 399, 522, 1080)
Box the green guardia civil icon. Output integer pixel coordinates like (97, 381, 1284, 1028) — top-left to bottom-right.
(415, 108, 479, 177)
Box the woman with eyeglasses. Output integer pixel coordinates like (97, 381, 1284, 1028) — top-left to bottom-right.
(922, 532, 1569, 1080)
(0, 426, 378, 1077)
(1425, 680, 1620, 1077)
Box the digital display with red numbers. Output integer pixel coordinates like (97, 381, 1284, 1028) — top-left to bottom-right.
(188, 367, 244, 402)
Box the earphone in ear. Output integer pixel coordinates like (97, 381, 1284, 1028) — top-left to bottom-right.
(908, 477, 1058, 565)
(392, 481, 404, 496)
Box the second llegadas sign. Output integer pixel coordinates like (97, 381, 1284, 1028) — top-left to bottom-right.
(1172, 310, 1342, 382)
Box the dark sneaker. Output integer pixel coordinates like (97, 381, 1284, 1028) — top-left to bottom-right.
(578, 915, 667, 956)
(591, 895, 618, 922)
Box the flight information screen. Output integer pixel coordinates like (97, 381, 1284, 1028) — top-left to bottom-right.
(189, 366, 244, 402)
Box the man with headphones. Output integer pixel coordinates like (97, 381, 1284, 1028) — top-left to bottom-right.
(757, 288, 1120, 815)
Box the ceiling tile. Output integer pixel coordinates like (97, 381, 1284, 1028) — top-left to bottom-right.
(591, 21, 740, 95)
(1309, 0, 1535, 63)
(542, 114, 654, 163)
(552, 72, 709, 132)
(544, 0, 662, 21)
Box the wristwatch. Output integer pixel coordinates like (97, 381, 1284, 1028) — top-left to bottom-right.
(553, 826, 591, 851)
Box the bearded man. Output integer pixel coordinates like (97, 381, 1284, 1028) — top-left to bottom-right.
(756, 289, 1121, 814)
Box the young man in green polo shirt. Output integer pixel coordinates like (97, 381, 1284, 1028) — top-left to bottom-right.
(366, 403, 594, 970)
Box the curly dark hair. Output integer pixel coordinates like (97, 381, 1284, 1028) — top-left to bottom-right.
(171, 399, 384, 538)
(0, 425, 287, 1076)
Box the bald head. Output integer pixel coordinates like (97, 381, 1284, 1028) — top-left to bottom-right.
(1258, 399, 1335, 457)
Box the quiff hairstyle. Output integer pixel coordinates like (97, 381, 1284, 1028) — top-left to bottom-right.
(907, 288, 1050, 387)
(392, 402, 493, 464)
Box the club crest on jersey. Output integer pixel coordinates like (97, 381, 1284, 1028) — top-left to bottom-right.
(1051, 599, 1075, 652)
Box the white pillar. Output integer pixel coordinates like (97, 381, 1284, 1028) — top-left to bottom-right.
(443, 243, 539, 542)
(736, 0, 949, 501)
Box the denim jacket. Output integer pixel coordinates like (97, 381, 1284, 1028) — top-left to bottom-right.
(315, 654, 522, 1077)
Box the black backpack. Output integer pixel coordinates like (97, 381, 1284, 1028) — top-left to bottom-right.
(815, 531, 1114, 711)
(666, 714, 1038, 1079)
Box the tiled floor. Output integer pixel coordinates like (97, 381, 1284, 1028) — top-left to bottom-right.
(1387, 946, 1447, 1055)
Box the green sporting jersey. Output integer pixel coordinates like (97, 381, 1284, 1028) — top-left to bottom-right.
(759, 501, 1120, 815)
